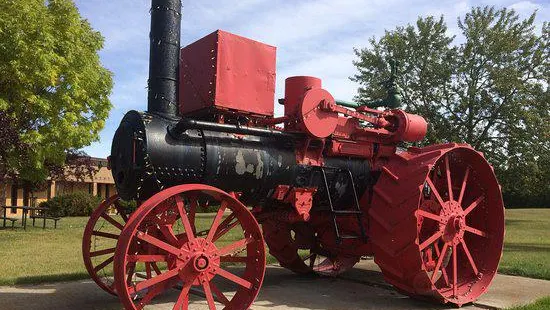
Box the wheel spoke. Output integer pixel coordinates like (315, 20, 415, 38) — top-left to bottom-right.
(218, 237, 253, 257)
(128, 255, 168, 263)
(458, 166, 470, 205)
(212, 213, 239, 242)
(452, 243, 458, 297)
(151, 262, 163, 275)
(114, 200, 129, 222)
(188, 196, 198, 234)
(90, 247, 116, 257)
(464, 195, 485, 215)
(145, 263, 152, 279)
(175, 195, 195, 241)
(430, 243, 449, 283)
(210, 282, 230, 305)
(92, 230, 119, 240)
(136, 231, 186, 256)
(434, 243, 449, 285)
(309, 253, 317, 269)
(465, 225, 488, 237)
(129, 268, 180, 295)
(207, 201, 228, 242)
(126, 263, 136, 285)
(159, 225, 181, 246)
(100, 213, 124, 230)
(460, 240, 479, 275)
(215, 266, 253, 289)
(417, 209, 443, 223)
(419, 231, 443, 251)
(202, 279, 217, 310)
(93, 256, 114, 273)
(425, 177, 447, 210)
(172, 282, 191, 310)
(444, 155, 454, 201)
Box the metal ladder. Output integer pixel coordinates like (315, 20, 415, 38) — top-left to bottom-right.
(316, 166, 367, 244)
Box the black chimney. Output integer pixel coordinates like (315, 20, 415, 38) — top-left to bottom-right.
(147, 0, 182, 116)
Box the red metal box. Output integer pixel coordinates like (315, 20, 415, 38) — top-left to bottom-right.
(179, 30, 276, 117)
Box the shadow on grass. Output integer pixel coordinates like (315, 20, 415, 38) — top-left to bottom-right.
(503, 243, 550, 253)
(2, 272, 90, 286)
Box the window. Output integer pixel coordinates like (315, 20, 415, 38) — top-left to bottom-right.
(97, 183, 102, 198)
(105, 184, 110, 199)
(88, 183, 93, 194)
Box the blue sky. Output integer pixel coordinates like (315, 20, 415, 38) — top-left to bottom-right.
(76, 0, 549, 158)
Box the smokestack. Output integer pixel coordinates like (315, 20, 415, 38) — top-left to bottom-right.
(147, 0, 182, 116)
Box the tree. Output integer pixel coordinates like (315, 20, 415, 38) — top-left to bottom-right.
(351, 7, 549, 207)
(0, 0, 112, 207)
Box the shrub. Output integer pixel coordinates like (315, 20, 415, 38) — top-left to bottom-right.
(39, 192, 103, 217)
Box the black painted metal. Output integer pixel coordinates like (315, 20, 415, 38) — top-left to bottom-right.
(170, 118, 297, 138)
(110, 112, 371, 210)
(147, 0, 182, 116)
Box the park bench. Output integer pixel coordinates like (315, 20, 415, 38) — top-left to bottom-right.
(0, 216, 19, 228)
(30, 208, 62, 229)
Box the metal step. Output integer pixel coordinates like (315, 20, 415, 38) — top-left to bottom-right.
(314, 166, 368, 244)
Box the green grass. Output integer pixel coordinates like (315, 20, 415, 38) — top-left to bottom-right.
(0, 208, 548, 286)
(506, 297, 550, 310)
(499, 209, 550, 280)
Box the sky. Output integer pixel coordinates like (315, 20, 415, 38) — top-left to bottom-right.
(75, 0, 549, 158)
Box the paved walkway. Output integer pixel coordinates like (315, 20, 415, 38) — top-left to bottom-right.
(0, 260, 548, 309)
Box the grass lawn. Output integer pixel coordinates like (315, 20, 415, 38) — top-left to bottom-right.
(506, 297, 550, 310)
(0, 208, 548, 286)
(499, 209, 550, 280)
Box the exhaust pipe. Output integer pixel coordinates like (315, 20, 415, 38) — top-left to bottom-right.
(147, 0, 182, 116)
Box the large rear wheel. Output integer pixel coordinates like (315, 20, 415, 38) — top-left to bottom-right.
(370, 143, 504, 306)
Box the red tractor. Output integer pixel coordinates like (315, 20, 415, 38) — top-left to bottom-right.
(82, 1, 504, 309)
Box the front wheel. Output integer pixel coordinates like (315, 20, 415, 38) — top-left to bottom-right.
(113, 184, 266, 310)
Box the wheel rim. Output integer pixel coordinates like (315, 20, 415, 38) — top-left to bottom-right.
(82, 194, 129, 295)
(417, 148, 504, 303)
(114, 184, 265, 310)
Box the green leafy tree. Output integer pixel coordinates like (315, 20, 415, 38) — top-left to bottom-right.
(351, 7, 549, 207)
(0, 0, 112, 207)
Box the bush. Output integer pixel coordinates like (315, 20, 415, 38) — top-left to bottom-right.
(39, 192, 103, 217)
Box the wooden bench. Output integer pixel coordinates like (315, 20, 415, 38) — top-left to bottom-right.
(30, 214, 61, 229)
(0, 217, 19, 228)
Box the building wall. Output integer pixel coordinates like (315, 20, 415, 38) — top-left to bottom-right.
(1, 160, 117, 219)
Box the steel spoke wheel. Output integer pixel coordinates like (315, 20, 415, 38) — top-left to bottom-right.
(83, 194, 130, 295)
(370, 144, 504, 306)
(114, 184, 265, 310)
(263, 220, 359, 276)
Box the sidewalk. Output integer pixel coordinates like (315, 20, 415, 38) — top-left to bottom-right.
(0, 262, 548, 309)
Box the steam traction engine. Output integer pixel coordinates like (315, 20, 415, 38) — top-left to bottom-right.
(82, 0, 505, 309)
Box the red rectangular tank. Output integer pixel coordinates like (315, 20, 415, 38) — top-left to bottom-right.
(179, 30, 276, 117)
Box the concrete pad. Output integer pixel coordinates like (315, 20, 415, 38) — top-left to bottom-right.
(348, 259, 550, 309)
(0, 263, 547, 309)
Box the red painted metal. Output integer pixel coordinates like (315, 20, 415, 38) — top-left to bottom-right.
(82, 194, 128, 296)
(369, 144, 504, 306)
(180, 30, 276, 117)
(95, 26, 505, 309)
(283, 76, 322, 129)
(113, 184, 265, 310)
